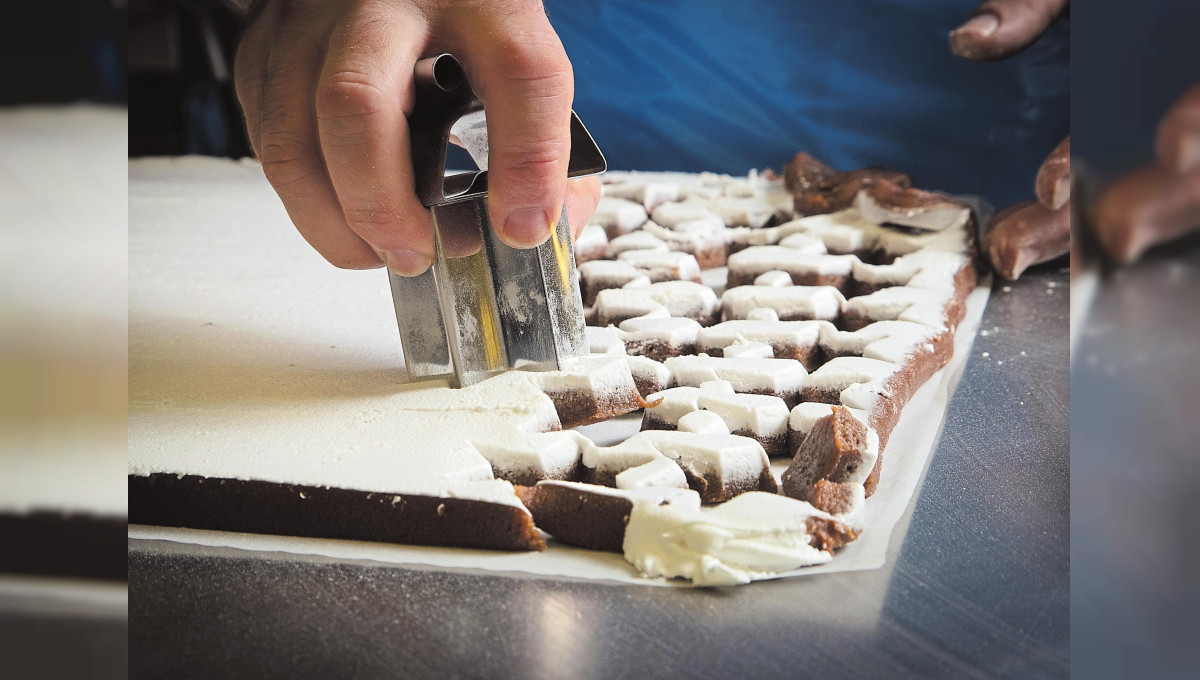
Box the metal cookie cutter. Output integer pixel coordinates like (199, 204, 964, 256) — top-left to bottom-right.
(389, 53, 607, 388)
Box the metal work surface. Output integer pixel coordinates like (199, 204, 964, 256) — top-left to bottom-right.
(1071, 235, 1200, 680)
(127, 263, 1069, 680)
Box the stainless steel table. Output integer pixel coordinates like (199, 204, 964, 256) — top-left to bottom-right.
(1070, 234, 1200, 680)
(127, 264, 1070, 680)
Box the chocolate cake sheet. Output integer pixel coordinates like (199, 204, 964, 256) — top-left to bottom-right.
(130, 285, 988, 587)
(128, 157, 989, 587)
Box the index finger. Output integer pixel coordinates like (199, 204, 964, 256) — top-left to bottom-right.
(451, 5, 575, 250)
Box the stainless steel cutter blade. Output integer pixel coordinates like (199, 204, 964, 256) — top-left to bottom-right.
(389, 54, 606, 387)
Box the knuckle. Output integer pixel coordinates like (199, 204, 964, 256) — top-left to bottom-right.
(342, 202, 403, 231)
(315, 71, 389, 142)
(493, 145, 569, 198)
(257, 133, 320, 193)
(340, 200, 428, 250)
(485, 36, 573, 95)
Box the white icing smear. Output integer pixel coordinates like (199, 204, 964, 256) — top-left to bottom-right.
(623, 492, 835, 586)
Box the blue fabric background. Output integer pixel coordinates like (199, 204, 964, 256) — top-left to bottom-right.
(545, 0, 1069, 210)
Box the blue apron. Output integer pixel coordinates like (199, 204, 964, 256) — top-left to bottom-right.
(546, 0, 1069, 209)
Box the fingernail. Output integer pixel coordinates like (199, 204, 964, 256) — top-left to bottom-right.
(956, 12, 999, 38)
(384, 249, 432, 277)
(502, 208, 552, 248)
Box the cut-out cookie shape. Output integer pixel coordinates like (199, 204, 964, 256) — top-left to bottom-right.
(618, 249, 703, 284)
(726, 246, 857, 289)
(696, 318, 824, 367)
(579, 427, 776, 504)
(594, 281, 720, 327)
(613, 316, 702, 362)
(574, 224, 609, 264)
(663, 355, 808, 406)
(592, 196, 649, 239)
(642, 381, 791, 457)
(721, 285, 845, 323)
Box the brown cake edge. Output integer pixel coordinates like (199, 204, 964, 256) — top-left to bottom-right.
(128, 474, 546, 552)
(0, 512, 127, 581)
(523, 481, 853, 556)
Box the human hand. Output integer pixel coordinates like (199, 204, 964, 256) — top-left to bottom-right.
(983, 138, 1071, 280)
(234, 0, 602, 275)
(949, 0, 1069, 61)
(950, 1, 1071, 279)
(1091, 84, 1200, 263)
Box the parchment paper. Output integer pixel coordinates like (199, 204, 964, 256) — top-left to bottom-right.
(130, 286, 989, 587)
